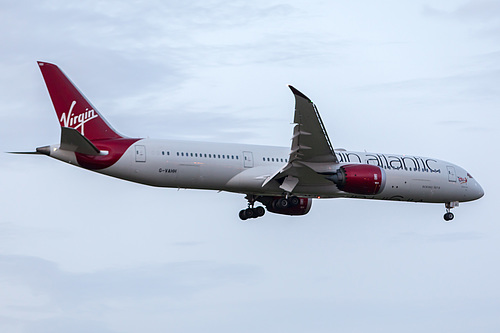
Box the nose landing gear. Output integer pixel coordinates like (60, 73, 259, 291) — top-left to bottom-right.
(444, 211, 454, 221)
(444, 201, 459, 221)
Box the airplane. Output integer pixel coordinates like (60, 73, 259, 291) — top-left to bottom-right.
(12, 61, 484, 221)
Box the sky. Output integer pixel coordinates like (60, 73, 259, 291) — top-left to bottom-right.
(1, 0, 499, 332)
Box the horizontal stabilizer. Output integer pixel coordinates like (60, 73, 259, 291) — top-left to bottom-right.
(8, 146, 50, 155)
(60, 127, 101, 155)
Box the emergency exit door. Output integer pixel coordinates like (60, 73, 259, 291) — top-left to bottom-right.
(135, 145, 146, 162)
(243, 151, 253, 168)
(447, 166, 456, 182)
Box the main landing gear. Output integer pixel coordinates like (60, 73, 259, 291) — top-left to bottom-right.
(444, 201, 459, 221)
(239, 195, 265, 220)
(272, 196, 300, 209)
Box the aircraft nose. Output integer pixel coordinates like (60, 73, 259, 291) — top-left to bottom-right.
(473, 180, 484, 200)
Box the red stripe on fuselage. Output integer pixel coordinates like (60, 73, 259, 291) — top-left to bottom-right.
(76, 138, 140, 170)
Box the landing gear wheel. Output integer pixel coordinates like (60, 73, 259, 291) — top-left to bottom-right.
(240, 195, 266, 221)
(255, 206, 265, 217)
(276, 198, 289, 209)
(244, 208, 255, 219)
(444, 212, 454, 221)
(239, 206, 265, 220)
(443, 202, 458, 222)
(289, 196, 300, 207)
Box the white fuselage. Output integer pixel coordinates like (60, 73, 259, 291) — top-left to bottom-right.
(31, 62, 484, 221)
(48, 138, 484, 204)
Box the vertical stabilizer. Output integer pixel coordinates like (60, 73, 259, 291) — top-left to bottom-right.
(37, 61, 122, 141)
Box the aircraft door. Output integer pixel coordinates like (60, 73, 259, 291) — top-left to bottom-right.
(243, 151, 254, 168)
(135, 145, 146, 162)
(447, 166, 456, 182)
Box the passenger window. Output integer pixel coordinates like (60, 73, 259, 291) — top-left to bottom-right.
(177, 152, 179, 156)
(181, 152, 184, 156)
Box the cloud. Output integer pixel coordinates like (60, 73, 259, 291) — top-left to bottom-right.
(0, 0, 334, 148)
(2, 1, 500, 332)
(0, 255, 259, 332)
(422, 1, 500, 20)
(395, 231, 485, 243)
(0, 255, 258, 301)
(423, 1, 500, 41)
(450, 1, 500, 22)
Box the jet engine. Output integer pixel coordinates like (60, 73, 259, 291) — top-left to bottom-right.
(328, 164, 386, 195)
(260, 196, 313, 216)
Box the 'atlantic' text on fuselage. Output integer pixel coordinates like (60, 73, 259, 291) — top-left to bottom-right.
(335, 151, 441, 172)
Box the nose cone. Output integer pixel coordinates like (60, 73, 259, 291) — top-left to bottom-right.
(472, 179, 484, 200)
(476, 182, 485, 199)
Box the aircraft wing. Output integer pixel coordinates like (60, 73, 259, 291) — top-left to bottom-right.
(288, 85, 338, 164)
(262, 86, 338, 191)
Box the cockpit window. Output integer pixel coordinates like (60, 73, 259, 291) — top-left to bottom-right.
(467, 173, 474, 178)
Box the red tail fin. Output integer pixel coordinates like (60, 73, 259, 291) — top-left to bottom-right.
(38, 61, 122, 141)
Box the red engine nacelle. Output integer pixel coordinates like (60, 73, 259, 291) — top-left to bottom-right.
(263, 196, 313, 216)
(331, 164, 386, 195)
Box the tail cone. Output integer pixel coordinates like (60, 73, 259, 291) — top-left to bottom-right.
(36, 145, 50, 156)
